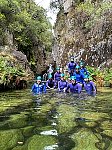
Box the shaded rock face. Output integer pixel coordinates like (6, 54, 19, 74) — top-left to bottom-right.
(12, 50, 33, 76)
(31, 45, 55, 75)
(0, 30, 53, 76)
(0, 46, 34, 91)
(52, 1, 112, 67)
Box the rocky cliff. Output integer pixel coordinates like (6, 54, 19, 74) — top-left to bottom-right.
(52, 0, 112, 68)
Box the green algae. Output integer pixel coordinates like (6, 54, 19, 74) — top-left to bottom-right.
(80, 111, 109, 121)
(40, 103, 52, 113)
(71, 128, 99, 150)
(100, 121, 112, 130)
(27, 135, 57, 150)
(57, 104, 77, 133)
(0, 90, 32, 114)
(0, 87, 112, 150)
(8, 112, 28, 128)
(0, 129, 24, 150)
(102, 130, 112, 138)
(22, 126, 35, 137)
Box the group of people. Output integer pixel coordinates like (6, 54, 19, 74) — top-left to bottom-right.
(31, 58, 96, 96)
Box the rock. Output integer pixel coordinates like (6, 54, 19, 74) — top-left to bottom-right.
(27, 135, 57, 150)
(71, 128, 99, 150)
(22, 126, 35, 137)
(0, 129, 24, 150)
(57, 104, 77, 133)
(8, 112, 28, 128)
(53, 1, 112, 68)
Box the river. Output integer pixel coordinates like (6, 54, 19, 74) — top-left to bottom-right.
(0, 87, 112, 150)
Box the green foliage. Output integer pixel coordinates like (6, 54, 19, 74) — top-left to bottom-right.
(0, 55, 26, 84)
(76, 0, 112, 29)
(0, 0, 53, 59)
(86, 66, 112, 82)
(104, 69, 112, 81)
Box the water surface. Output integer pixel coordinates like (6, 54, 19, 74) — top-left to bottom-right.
(0, 88, 112, 150)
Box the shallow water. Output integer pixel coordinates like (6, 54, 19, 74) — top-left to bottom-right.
(0, 88, 112, 150)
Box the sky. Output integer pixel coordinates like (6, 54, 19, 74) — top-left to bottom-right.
(34, 0, 57, 25)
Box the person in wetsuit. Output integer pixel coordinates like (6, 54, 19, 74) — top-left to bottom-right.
(58, 73, 68, 92)
(66, 76, 82, 94)
(46, 74, 55, 89)
(31, 76, 46, 95)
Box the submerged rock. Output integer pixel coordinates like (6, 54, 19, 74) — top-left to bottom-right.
(8, 112, 28, 128)
(57, 104, 77, 133)
(0, 129, 24, 150)
(27, 135, 57, 150)
(71, 128, 99, 150)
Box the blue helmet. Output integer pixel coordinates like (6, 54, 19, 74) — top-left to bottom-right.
(61, 73, 64, 77)
(70, 76, 76, 80)
(75, 65, 80, 69)
(37, 76, 41, 80)
(56, 67, 60, 70)
(48, 74, 52, 79)
(84, 75, 89, 79)
(80, 62, 84, 66)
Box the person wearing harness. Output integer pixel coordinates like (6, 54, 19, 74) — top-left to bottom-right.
(58, 73, 68, 92)
(65, 76, 82, 94)
(31, 76, 46, 95)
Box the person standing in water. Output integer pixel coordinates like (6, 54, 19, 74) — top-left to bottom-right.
(46, 74, 55, 89)
(31, 76, 46, 95)
(67, 56, 77, 76)
(58, 73, 68, 92)
(84, 75, 96, 96)
(54, 67, 61, 88)
(65, 76, 82, 94)
(73, 65, 85, 85)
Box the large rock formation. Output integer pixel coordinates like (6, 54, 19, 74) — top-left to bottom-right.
(52, 0, 112, 68)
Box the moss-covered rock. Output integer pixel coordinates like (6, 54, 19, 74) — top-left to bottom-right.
(27, 135, 57, 150)
(8, 112, 28, 128)
(0, 129, 24, 150)
(80, 111, 109, 121)
(22, 126, 35, 137)
(102, 130, 112, 138)
(57, 104, 77, 133)
(100, 121, 112, 130)
(71, 128, 99, 150)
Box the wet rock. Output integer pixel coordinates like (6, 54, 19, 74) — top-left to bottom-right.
(80, 111, 109, 121)
(100, 121, 112, 130)
(27, 135, 57, 150)
(57, 104, 77, 133)
(22, 126, 35, 137)
(0, 129, 24, 150)
(71, 128, 99, 150)
(8, 112, 28, 128)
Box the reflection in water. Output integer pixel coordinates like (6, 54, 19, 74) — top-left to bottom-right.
(0, 88, 112, 150)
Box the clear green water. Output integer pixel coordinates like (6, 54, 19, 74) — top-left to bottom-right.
(0, 88, 112, 150)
